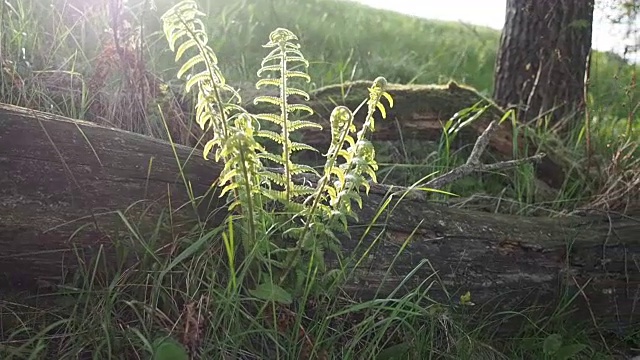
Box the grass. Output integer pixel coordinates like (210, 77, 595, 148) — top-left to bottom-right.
(0, 0, 639, 359)
(3, 0, 639, 115)
(2, 0, 638, 207)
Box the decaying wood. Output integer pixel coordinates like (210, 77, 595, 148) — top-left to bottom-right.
(243, 80, 567, 188)
(0, 103, 228, 286)
(0, 103, 638, 331)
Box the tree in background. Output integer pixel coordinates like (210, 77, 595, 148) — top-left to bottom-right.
(599, 0, 640, 57)
(493, 0, 595, 129)
(598, 0, 640, 136)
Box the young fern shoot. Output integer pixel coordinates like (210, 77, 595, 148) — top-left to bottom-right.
(253, 28, 321, 207)
(161, 1, 267, 251)
(289, 79, 394, 274)
(331, 77, 394, 219)
(161, 0, 394, 300)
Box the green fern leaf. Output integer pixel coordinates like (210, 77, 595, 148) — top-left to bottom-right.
(289, 142, 317, 153)
(175, 38, 201, 62)
(284, 88, 310, 100)
(185, 72, 214, 93)
(288, 163, 316, 174)
(286, 104, 314, 114)
(253, 95, 282, 106)
(288, 120, 322, 131)
(256, 78, 282, 88)
(176, 53, 206, 78)
(376, 102, 387, 119)
(258, 152, 285, 162)
(283, 71, 311, 81)
(255, 129, 282, 143)
(256, 64, 283, 76)
(255, 113, 283, 125)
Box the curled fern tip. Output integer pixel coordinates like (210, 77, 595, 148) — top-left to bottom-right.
(373, 76, 388, 90)
(266, 28, 299, 47)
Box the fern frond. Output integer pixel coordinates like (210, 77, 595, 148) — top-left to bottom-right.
(288, 163, 317, 175)
(254, 129, 282, 143)
(256, 64, 283, 75)
(287, 120, 322, 131)
(326, 78, 392, 216)
(286, 104, 314, 114)
(288, 142, 317, 153)
(294, 187, 315, 198)
(255, 78, 282, 88)
(261, 171, 287, 187)
(253, 96, 281, 106)
(162, 1, 272, 257)
(254, 113, 283, 125)
(165, 5, 397, 298)
(254, 27, 319, 205)
(258, 152, 287, 167)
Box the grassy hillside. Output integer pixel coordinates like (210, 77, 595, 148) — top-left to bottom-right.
(2, 0, 637, 119)
(201, 0, 501, 89)
(171, 0, 639, 119)
(172, 0, 640, 116)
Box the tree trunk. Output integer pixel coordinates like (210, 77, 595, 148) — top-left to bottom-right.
(493, 0, 594, 128)
(0, 103, 637, 331)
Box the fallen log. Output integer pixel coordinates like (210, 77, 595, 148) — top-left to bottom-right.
(241, 80, 567, 188)
(0, 103, 228, 286)
(170, 80, 566, 189)
(0, 103, 638, 331)
(26, 75, 569, 188)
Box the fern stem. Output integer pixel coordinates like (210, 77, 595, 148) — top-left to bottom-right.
(176, 18, 229, 137)
(277, 112, 354, 285)
(279, 42, 292, 202)
(237, 146, 258, 253)
(334, 93, 382, 197)
(174, 15, 245, 207)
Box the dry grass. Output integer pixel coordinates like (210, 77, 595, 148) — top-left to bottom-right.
(587, 138, 640, 212)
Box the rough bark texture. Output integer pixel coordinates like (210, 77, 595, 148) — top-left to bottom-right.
(0, 103, 228, 287)
(0, 103, 638, 331)
(493, 0, 594, 127)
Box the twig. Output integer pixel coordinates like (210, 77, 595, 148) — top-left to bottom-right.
(293, 114, 547, 202)
(425, 114, 547, 190)
(464, 119, 499, 166)
(425, 153, 545, 190)
(363, 151, 545, 202)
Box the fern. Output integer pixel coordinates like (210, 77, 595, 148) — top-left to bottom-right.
(290, 80, 393, 273)
(329, 76, 394, 218)
(253, 28, 321, 206)
(161, 1, 267, 253)
(161, 0, 394, 300)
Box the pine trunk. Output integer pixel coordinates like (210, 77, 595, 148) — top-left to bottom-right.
(493, 0, 594, 127)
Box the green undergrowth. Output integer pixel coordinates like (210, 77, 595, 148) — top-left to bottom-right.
(1, 1, 639, 359)
(1, 0, 638, 214)
(1, 224, 635, 359)
(1, 0, 638, 116)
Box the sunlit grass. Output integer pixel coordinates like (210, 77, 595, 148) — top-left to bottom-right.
(0, 0, 639, 359)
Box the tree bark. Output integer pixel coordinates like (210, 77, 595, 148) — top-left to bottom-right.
(0, 103, 228, 286)
(493, 0, 594, 128)
(0, 103, 637, 331)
